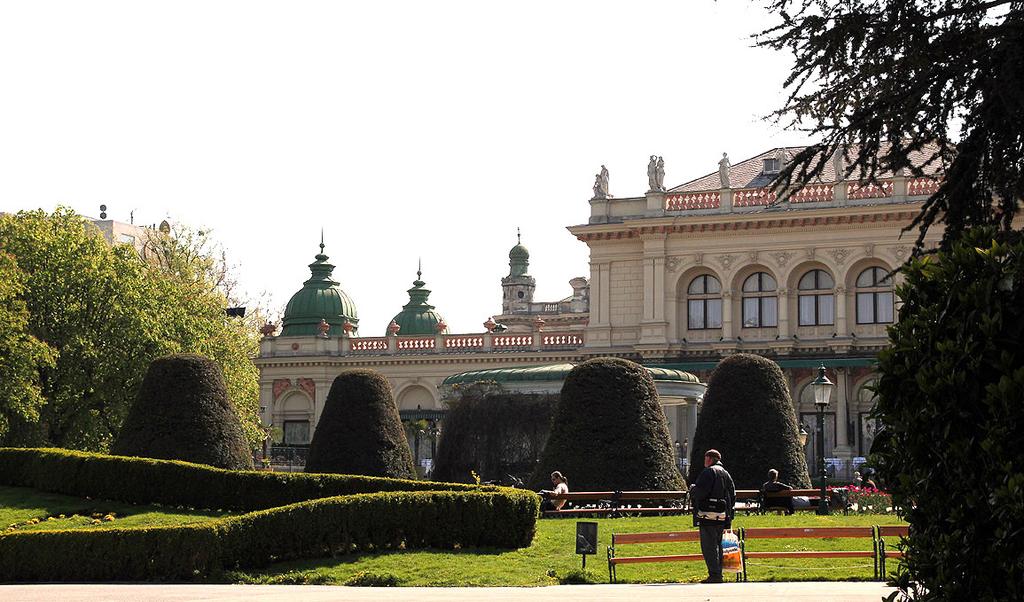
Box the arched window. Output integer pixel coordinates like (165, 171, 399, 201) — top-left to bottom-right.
(856, 267, 894, 324)
(798, 269, 835, 326)
(741, 272, 778, 327)
(687, 274, 722, 330)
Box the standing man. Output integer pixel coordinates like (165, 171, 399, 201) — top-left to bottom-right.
(690, 449, 736, 584)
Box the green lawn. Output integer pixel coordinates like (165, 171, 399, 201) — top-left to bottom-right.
(0, 485, 229, 532)
(232, 512, 908, 586)
(0, 486, 907, 586)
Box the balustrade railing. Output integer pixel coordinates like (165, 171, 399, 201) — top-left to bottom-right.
(444, 335, 484, 350)
(542, 333, 584, 348)
(664, 177, 942, 213)
(666, 191, 721, 211)
(350, 337, 388, 352)
(492, 334, 533, 348)
(397, 336, 435, 351)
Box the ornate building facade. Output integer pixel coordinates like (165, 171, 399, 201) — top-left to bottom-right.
(254, 144, 942, 472)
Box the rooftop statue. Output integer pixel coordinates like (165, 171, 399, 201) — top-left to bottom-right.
(719, 152, 731, 189)
(593, 164, 612, 199)
(656, 156, 666, 191)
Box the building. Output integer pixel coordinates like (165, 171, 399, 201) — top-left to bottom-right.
(255, 144, 943, 473)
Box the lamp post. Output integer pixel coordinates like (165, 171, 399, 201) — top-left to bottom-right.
(811, 364, 834, 515)
(799, 424, 809, 448)
(674, 440, 681, 470)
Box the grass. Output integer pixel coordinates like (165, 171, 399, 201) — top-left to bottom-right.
(0, 486, 907, 586)
(230, 512, 908, 586)
(0, 485, 229, 533)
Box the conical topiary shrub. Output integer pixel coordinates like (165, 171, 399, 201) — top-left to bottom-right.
(687, 353, 810, 489)
(530, 357, 685, 491)
(305, 369, 416, 478)
(111, 353, 254, 470)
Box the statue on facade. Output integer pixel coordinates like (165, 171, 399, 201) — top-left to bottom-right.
(832, 146, 846, 181)
(719, 153, 731, 188)
(592, 165, 612, 199)
(656, 156, 666, 191)
(317, 318, 331, 338)
(647, 155, 658, 191)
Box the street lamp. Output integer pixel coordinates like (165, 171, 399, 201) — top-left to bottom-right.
(799, 424, 809, 448)
(674, 440, 682, 470)
(811, 364, 834, 515)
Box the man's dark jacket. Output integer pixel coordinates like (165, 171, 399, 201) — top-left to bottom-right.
(690, 461, 736, 526)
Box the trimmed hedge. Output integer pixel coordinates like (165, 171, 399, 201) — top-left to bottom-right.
(0, 488, 540, 581)
(687, 353, 811, 489)
(305, 369, 416, 478)
(0, 447, 485, 512)
(530, 357, 685, 491)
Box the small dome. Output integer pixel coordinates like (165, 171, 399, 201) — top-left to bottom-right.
(387, 268, 448, 336)
(280, 243, 359, 337)
(509, 243, 529, 261)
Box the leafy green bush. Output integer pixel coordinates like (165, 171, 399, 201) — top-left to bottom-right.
(873, 229, 1024, 601)
(530, 357, 684, 491)
(111, 354, 253, 470)
(0, 488, 540, 581)
(433, 382, 557, 484)
(0, 447, 484, 511)
(305, 369, 415, 479)
(687, 353, 810, 489)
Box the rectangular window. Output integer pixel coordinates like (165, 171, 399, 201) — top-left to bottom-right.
(762, 296, 778, 327)
(707, 299, 723, 328)
(688, 300, 704, 329)
(742, 297, 759, 327)
(283, 420, 310, 445)
(798, 295, 816, 326)
(818, 295, 835, 325)
(877, 292, 894, 323)
(856, 293, 875, 324)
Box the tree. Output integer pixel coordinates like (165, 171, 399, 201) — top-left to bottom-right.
(305, 369, 416, 479)
(0, 253, 54, 441)
(530, 357, 684, 491)
(687, 354, 811, 490)
(871, 229, 1023, 600)
(756, 1, 1024, 251)
(111, 354, 254, 470)
(0, 208, 262, 449)
(432, 381, 557, 484)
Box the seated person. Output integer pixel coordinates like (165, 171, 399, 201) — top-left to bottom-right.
(538, 471, 570, 511)
(759, 468, 795, 514)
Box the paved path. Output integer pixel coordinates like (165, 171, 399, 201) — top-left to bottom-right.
(1, 583, 897, 601)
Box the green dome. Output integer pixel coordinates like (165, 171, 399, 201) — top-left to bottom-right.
(508, 231, 530, 278)
(388, 268, 448, 336)
(280, 243, 359, 337)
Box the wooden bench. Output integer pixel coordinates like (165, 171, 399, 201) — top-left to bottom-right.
(607, 530, 709, 582)
(877, 525, 909, 576)
(740, 526, 879, 581)
(736, 488, 846, 514)
(541, 490, 688, 518)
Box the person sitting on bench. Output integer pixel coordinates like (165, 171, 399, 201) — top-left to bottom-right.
(760, 469, 795, 514)
(538, 470, 569, 511)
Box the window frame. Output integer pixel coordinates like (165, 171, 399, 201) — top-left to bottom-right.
(741, 272, 778, 328)
(687, 274, 723, 330)
(855, 267, 895, 324)
(797, 269, 835, 326)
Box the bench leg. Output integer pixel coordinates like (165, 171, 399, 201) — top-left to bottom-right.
(607, 547, 615, 583)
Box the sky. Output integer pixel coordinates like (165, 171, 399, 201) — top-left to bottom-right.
(0, 1, 814, 336)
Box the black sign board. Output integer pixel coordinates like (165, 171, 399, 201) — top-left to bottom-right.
(575, 521, 598, 555)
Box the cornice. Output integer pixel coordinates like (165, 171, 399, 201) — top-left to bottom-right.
(570, 203, 926, 242)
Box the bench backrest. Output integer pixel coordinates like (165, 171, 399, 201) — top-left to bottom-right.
(548, 490, 688, 501)
(612, 531, 701, 545)
(877, 525, 909, 537)
(743, 526, 875, 539)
